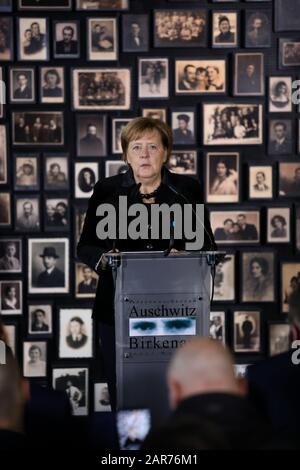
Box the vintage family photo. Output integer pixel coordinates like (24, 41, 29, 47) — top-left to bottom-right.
(175, 59, 226, 94)
(171, 110, 195, 145)
(233, 311, 261, 353)
(88, 18, 117, 61)
(213, 254, 235, 302)
(112, 118, 131, 154)
(0, 239, 22, 273)
(269, 77, 292, 113)
(76, 0, 128, 9)
(0, 280, 22, 315)
(241, 251, 275, 302)
(15, 196, 40, 232)
(206, 153, 239, 203)
(245, 10, 271, 47)
(0, 125, 7, 184)
(18, 18, 49, 61)
(23, 341, 47, 377)
(281, 263, 300, 313)
(167, 151, 197, 175)
(269, 323, 290, 357)
(138, 58, 169, 99)
(13, 112, 64, 145)
(54, 21, 79, 58)
(28, 303, 52, 335)
(0, 193, 11, 226)
(44, 198, 69, 232)
(77, 114, 107, 157)
(44, 155, 69, 191)
(211, 210, 260, 244)
(53, 367, 89, 416)
(14, 154, 39, 191)
(234, 53, 264, 96)
(75, 162, 98, 198)
(40, 67, 65, 104)
(122, 14, 148, 52)
(105, 160, 128, 178)
(154, 9, 207, 47)
(267, 207, 290, 244)
(279, 163, 300, 197)
(94, 383, 111, 412)
(209, 311, 225, 343)
(212, 12, 237, 48)
(59, 308, 93, 358)
(248, 165, 273, 200)
(10, 67, 35, 103)
(0, 17, 13, 61)
(75, 262, 98, 298)
(279, 38, 300, 68)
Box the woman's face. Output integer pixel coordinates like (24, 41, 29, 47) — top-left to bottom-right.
(126, 130, 167, 181)
(251, 261, 262, 278)
(29, 348, 41, 362)
(274, 217, 283, 229)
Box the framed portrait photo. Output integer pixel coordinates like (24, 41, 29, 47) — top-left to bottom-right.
(52, 367, 89, 416)
(233, 310, 261, 353)
(234, 53, 264, 96)
(14, 154, 40, 191)
(87, 18, 118, 61)
(0, 68, 3, 119)
(268, 119, 292, 155)
(0, 280, 22, 315)
(15, 196, 40, 232)
(171, 109, 195, 146)
(3, 323, 17, 356)
(245, 10, 271, 48)
(54, 21, 80, 59)
(0, 1, 12, 12)
(72, 68, 131, 111)
(206, 152, 239, 204)
(74, 203, 87, 246)
(203, 104, 263, 145)
(112, 118, 132, 154)
(281, 262, 300, 313)
(12, 112, 64, 146)
(279, 162, 300, 197)
(9, 67, 36, 103)
(0, 193, 11, 227)
(213, 253, 235, 302)
(75, 162, 99, 199)
(241, 251, 275, 303)
(44, 197, 70, 232)
(141, 108, 167, 122)
(269, 323, 290, 357)
(23, 341, 47, 377)
(167, 151, 197, 176)
(77, 114, 107, 157)
(279, 38, 300, 69)
(76, 0, 128, 9)
(105, 160, 128, 178)
(28, 237, 69, 294)
(122, 14, 149, 53)
(138, 58, 169, 100)
(175, 59, 226, 95)
(94, 383, 111, 412)
(275, 0, 300, 32)
(59, 308, 93, 358)
(267, 207, 290, 244)
(210, 210, 260, 245)
(248, 165, 273, 200)
(75, 262, 98, 298)
(28, 303, 52, 336)
(0, 125, 8, 185)
(212, 11, 238, 48)
(44, 154, 69, 191)
(18, 0, 72, 9)
(0, 17, 14, 61)
(18, 18, 49, 61)
(40, 67, 65, 104)
(296, 206, 300, 252)
(269, 77, 292, 113)
(209, 311, 226, 344)
(0, 238, 22, 273)
(154, 9, 207, 48)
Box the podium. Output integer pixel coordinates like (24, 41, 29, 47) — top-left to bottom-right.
(107, 251, 222, 426)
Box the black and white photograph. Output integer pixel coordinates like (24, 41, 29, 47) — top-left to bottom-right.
(175, 59, 226, 94)
(167, 151, 197, 175)
(209, 311, 225, 343)
(0, 0, 12, 12)
(88, 18, 118, 61)
(74, 204, 87, 244)
(245, 10, 271, 48)
(269, 323, 290, 357)
(40, 67, 65, 104)
(0, 68, 3, 119)
(13, 112, 64, 146)
(15, 196, 40, 232)
(203, 104, 263, 145)
(52, 367, 88, 416)
(75, 162, 98, 199)
(76, 0, 128, 9)
(233, 311, 261, 353)
(44, 155, 69, 191)
(112, 118, 132, 154)
(23, 342, 46, 378)
(28, 304, 52, 335)
(248, 165, 273, 200)
(212, 11, 238, 48)
(211, 210, 260, 245)
(241, 251, 275, 302)
(10, 67, 35, 103)
(14, 154, 39, 191)
(275, 0, 300, 32)
(54, 21, 79, 59)
(0, 239, 22, 273)
(282, 262, 300, 313)
(94, 383, 111, 412)
(296, 206, 300, 252)
(122, 14, 149, 52)
(279, 163, 300, 198)
(18, 18, 49, 61)
(171, 110, 195, 145)
(0, 280, 22, 315)
(267, 207, 290, 244)
(75, 263, 98, 298)
(213, 254, 235, 302)
(141, 108, 167, 122)
(0, 17, 13, 61)
(0, 193, 11, 227)
(206, 153, 239, 204)
(154, 9, 207, 48)
(105, 160, 128, 178)
(268, 119, 292, 155)
(77, 114, 107, 157)
(279, 38, 300, 68)
(269, 77, 292, 113)
(0, 125, 7, 184)
(19, 0, 72, 9)
(59, 308, 93, 358)
(44, 198, 69, 232)
(138, 58, 169, 99)
(234, 53, 264, 96)
(72, 68, 131, 110)
(28, 238, 69, 294)
(4, 324, 17, 356)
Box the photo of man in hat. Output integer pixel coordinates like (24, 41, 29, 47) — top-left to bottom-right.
(172, 113, 194, 145)
(36, 246, 65, 287)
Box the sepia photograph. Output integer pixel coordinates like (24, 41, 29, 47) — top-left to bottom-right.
(53, 21, 79, 59)
(112, 118, 132, 154)
(0, 17, 13, 61)
(282, 262, 300, 313)
(269, 323, 290, 357)
(171, 109, 195, 145)
(10, 67, 35, 103)
(77, 114, 107, 157)
(74, 204, 87, 244)
(0, 125, 7, 184)
(138, 58, 169, 99)
(0, 0, 12, 12)
(175, 59, 226, 94)
(40, 67, 65, 104)
(28, 303, 52, 335)
(75, 262, 98, 298)
(212, 11, 238, 48)
(105, 160, 128, 178)
(44, 198, 69, 232)
(209, 311, 226, 344)
(23, 341, 46, 377)
(28, 238, 69, 294)
(72, 68, 131, 110)
(94, 383, 111, 412)
(14, 154, 39, 191)
(59, 308, 93, 358)
(75, 162, 98, 199)
(203, 104, 263, 145)
(15, 196, 40, 232)
(206, 152, 239, 204)
(275, 0, 300, 32)
(268, 119, 292, 155)
(0, 68, 3, 118)
(4, 324, 17, 356)
(13, 112, 64, 146)
(141, 108, 167, 122)
(154, 9, 207, 48)
(122, 14, 148, 52)
(233, 310, 261, 353)
(234, 53, 264, 96)
(0, 239, 22, 273)
(19, 0, 72, 9)
(213, 254, 235, 302)
(279, 162, 300, 197)
(210, 210, 260, 245)
(267, 207, 290, 244)
(245, 10, 271, 48)
(296, 206, 300, 251)
(18, 18, 49, 61)
(0, 280, 22, 314)
(53, 367, 89, 416)
(87, 18, 118, 61)
(269, 77, 292, 113)
(248, 165, 273, 200)
(279, 38, 300, 68)
(44, 154, 69, 191)
(76, 0, 128, 9)
(0, 193, 11, 226)
(167, 151, 197, 175)
(241, 251, 275, 302)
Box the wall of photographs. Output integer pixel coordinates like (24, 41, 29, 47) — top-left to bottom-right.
(0, 0, 300, 414)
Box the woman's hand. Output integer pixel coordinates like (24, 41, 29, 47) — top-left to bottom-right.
(99, 249, 120, 270)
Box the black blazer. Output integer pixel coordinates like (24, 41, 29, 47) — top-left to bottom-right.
(77, 165, 216, 323)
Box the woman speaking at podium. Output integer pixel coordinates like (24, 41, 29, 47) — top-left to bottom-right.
(77, 117, 216, 409)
